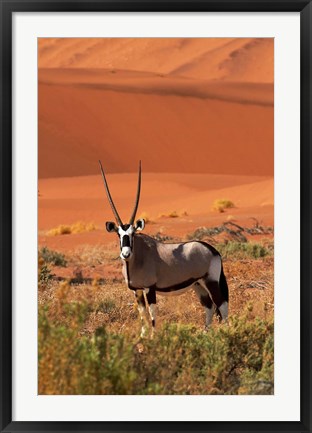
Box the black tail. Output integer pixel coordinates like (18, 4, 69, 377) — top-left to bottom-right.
(215, 265, 229, 320)
(219, 265, 229, 302)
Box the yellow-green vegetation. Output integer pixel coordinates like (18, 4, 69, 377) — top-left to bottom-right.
(39, 302, 273, 395)
(47, 221, 97, 236)
(39, 246, 67, 267)
(38, 238, 274, 396)
(217, 242, 270, 259)
(158, 210, 188, 218)
(38, 257, 53, 288)
(212, 199, 235, 213)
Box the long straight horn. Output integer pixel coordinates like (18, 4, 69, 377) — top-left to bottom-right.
(129, 161, 142, 225)
(98, 160, 123, 226)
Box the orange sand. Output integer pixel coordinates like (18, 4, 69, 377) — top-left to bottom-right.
(38, 38, 273, 83)
(38, 173, 273, 251)
(38, 38, 274, 251)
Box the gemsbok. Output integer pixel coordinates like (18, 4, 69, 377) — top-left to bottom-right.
(99, 160, 229, 337)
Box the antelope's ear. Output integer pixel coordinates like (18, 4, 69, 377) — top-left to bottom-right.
(135, 219, 145, 231)
(106, 221, 117, 233)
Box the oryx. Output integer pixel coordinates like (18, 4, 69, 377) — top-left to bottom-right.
(99, 160, 229, 337)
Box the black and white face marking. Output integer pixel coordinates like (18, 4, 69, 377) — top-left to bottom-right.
(118, 224, 135, 260)
(106, 219, 145, 261)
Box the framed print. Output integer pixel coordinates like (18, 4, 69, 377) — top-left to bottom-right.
(1, 1, 311, 432)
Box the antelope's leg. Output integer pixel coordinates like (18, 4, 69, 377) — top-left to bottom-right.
(203, 276, 228, 323)
(193, 282, 215, 328)
(203, 256, 229, 323)
(134, 290, 149, 338)
(144, 288, 157, 336)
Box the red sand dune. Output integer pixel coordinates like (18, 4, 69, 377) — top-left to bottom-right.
(38, 38, 273, 83)
(38, 38, 274, 248)
(39, 37, 273, 179)
(38, 173, 273, 251)
(39, 68, 273, 178)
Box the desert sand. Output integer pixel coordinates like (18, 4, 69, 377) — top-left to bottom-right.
(38, 37, 274, 251)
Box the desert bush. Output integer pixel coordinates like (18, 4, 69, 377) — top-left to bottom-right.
(187, 226, 223, 240)
(38, 257, 53, 289)
(212, 199, 235, 213)
(217, 242, 270, 259)
(39, 264, 53, 286)
(39, 246, 67, 267)
(187, 222, 274, 244)
(158, 210, 188, 219)
(38, 304, 273, 395)
(47, 221, 97, 236)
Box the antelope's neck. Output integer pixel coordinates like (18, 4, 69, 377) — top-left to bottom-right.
(124, 258, 135, 290)
(122, 236, 144, 290)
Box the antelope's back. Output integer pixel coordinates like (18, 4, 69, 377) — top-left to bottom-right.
(154, 240, 220, 287)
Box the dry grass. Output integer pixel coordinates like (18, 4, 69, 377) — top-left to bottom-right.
(38, 235, 274, 395)
(47, 221, 97, 236)
(212, 199, 235, 213)
(158, 209, 188, 218)
(39, 245, 274, 333)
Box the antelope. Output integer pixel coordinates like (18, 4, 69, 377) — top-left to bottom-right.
(99, 161, 229, 337)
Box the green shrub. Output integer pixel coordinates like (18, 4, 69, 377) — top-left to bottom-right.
(39, 264, 53, 286)
(39, 246, 67, 267)
(217, 242, 270, 259)
(38, 305, 273, 395)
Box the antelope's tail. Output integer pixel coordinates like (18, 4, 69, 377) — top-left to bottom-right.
(219, 265, 229, 303)
(215, 265, 229, 320)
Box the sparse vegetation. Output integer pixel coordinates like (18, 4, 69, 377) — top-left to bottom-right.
(38, 257, 53, 288)
(212, 199, 235, 213)
(38, 218, 274, 396)
(217, 242, 270, 260)
(39, 302, 273, 395)
(47, 221, 97, 236)
(39, 246, 67, 267)
(158, 210, 188, 218)
(187, 221, 274, 243)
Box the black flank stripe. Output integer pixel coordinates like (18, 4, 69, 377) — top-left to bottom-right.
(152, 274, 207, 293)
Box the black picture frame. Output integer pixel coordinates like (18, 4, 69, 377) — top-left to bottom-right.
(1, 1, 311, 432)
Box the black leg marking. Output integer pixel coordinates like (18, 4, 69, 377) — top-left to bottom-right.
(204, 272, 229, 322)
(146, 288, 156, 305)
(146, 289, 156, 330)
(194, 283, 213, 308)
(204, 278, 224, 308)
(194, 282, 215, 328)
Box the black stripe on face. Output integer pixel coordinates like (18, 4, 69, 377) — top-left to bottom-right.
(122, 235, 131, 247)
